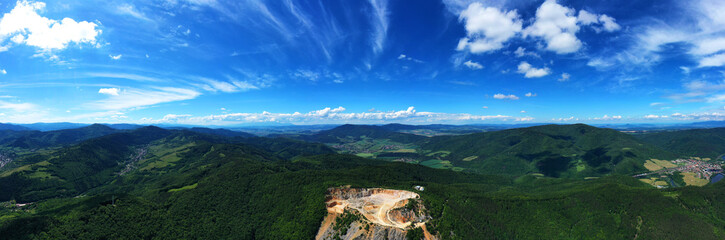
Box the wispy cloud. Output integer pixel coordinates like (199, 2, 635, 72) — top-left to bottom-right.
(0, 100, 36, 112)
(87, 87, 200, 110)
(84, 72, 165, 82)
(368, 0, 389, 54)
(116, 3, 152, 22)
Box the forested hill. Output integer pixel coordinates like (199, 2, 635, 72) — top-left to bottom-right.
(636, 127, 725, 159)
(418, 124, 675, 176)
(3, 124, 121, 149)
(0, 126, 332, 202)
(1, 140, 724, 239)
(301, 124, 427, 143)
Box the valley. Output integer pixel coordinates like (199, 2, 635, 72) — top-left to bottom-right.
(1, 123, 725, 239)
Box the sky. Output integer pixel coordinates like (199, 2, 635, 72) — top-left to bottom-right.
(1, 0, 725, 125)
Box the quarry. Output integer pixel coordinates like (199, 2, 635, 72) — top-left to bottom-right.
(316, 187, 436, 240)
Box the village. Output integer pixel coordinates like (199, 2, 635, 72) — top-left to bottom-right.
(669, 158, 723, 180)
(330, 143, 405, 154)
(633, 157, 724, 188)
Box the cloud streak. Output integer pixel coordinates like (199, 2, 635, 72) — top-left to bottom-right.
(139, 106, 533, 125)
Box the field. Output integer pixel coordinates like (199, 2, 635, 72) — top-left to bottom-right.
(168, 183, 198, 192)
(141, 142, 196, 171)
(425, 151, 450, 158)
(681, 172, 709, 186)
(462, 156, 478, 161)
(390, 148, 416, 153)
(643, 159, 676, 171)
(419, 159, 454, 169)
(639, 177, 669, 188)
(0, 161, 52, 178)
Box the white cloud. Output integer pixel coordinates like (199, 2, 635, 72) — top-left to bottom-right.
(513, 47, 539, 58)
(397, 53, 423, 63)
(109, 54, 122, 60)
(598, 15, 621, 32)
(517, 61, 550, 78)
(553, 116, 578, 122)
(493, 93, 519, 100)
(88, 87, 200, 110)
(456, 2, 522, 53)
(482, 106, 488, 109)
(0, 69, 6, 74)
(586, 58, 615, 69)
(525, 92, 536, 97)
(98, 88, 120, 96)
(612, 0, 725, 68)
(0, 100, 35, 112)
(592, 115, 622, 121)
(137, 106, 533, 125)
(0, 1, 101, 51)
(576, 10, 599, 25)
(523, 0, 619, 54)
(558, 73, 570, 82)
(523, 0, 581, 54)
(643, 114, 666, 119)
(699, 53, 725, 67)
(463, 60, 483, 69)
(691, 37, 725, 56)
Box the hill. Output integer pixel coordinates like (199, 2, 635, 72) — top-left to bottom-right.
(3, 124, 121, 149)
(418, 124, 674, 177)
(187, 127, 256, 138)
(0, 123, 30, 131)
(0, 126, 333, 202)
(17, 122, 89, 131)
(1, 139, 724, 239)
(304, 124, 427, 143)
(636, 127, 725, 159)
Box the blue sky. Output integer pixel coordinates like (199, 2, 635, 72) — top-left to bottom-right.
(1, 0, 725, 125)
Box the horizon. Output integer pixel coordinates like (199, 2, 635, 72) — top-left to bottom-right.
(1, 0, 725, 124)
(1, 120, 722, 128)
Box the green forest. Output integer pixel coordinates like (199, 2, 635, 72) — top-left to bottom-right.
(0, 125, 725, 239)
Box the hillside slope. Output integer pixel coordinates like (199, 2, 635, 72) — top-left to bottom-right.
(636, 128, 725, 159)
(419, 124, 674, 176)
(1, 149, 724, 239)
(304, 124, 426, 143)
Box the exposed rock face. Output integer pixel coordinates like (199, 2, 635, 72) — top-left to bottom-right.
(316, 186, 436, 240)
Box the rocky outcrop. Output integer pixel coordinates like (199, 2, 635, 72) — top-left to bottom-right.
(316, 186, 436, 240)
